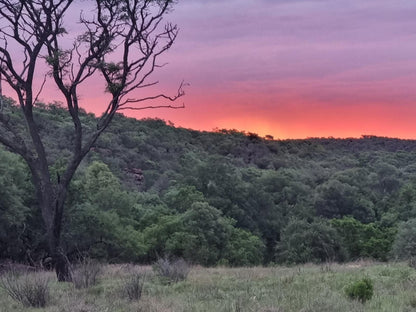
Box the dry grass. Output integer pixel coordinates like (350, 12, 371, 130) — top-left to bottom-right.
(0, 269, 51, 308)
(0, 261, 415, 311)
(71, 258, 102, 289)
(153, 257, 190, 283)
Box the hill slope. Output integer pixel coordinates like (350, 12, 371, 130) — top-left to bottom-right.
(1, 106, 416, 265)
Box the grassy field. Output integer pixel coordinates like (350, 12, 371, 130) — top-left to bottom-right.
(1, 261, 416, 312)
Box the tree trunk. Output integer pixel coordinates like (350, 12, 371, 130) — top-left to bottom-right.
(53, 248, 71, 282)
(46, 220, 72, 281)
(41, 185, 72, 282)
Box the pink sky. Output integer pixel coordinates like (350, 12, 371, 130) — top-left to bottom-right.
(13, 0, 416, 139)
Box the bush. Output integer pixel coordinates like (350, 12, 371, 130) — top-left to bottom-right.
(0, 270, 50, 308)
(345, 277, 374, 303)
(153, 257, 190, 283)
(122, 272, 144, 301)
(71, 257, 102, 289)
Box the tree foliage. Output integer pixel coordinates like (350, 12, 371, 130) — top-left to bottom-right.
(2, 107, 416, 266)
(277, 219, 346, 264)
(391, 218, 416, 260)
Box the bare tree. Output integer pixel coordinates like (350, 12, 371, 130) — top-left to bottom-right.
(0, 0, 184, 281)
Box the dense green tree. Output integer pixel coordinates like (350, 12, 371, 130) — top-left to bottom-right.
(330, 217, 396, 261)
(391, 218, 416, 259)
(144, 201, 235, 265)
(63, 161, 146, 262)
(141, 199, 265, 266)
(394, 183, 416, 220)
(276, 219, 346, 264)
(142, 214, 183, 260)
(179, 202, 234, 265)
(315, 179, 375, 223)
(0, 149, 34, 260)
(163, 185, 205, 212)
(222, 228, 265, 266)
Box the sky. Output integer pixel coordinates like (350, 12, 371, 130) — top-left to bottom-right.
(125, 0, 416, 139)
(6, 0, 416, 139)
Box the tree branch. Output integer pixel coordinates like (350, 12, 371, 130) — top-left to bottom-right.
(118, 103, 185, 111)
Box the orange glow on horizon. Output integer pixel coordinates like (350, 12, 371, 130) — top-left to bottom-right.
(7, 78, 416, 141)
(78, 92, 416, 140)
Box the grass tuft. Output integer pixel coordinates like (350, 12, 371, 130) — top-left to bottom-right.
(0, 269, 50, 308)
(71, 257, 102, 289)
(153, 257, 190, 283)
(121, 271, 145, 301)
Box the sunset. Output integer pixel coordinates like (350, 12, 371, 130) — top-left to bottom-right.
(115, 0, 416, 139)
(3, 1, 416, 309)
(3, 0, 415, 139)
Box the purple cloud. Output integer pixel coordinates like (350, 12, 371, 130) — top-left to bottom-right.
(156, 0, 416, 115)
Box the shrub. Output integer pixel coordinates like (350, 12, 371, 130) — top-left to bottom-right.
(153, 257, 190, 283)
(0, 270, 50, 308)
(122, 272, 144, 301)
(71, 257, 102, 289)
(345, 277, 374, 303)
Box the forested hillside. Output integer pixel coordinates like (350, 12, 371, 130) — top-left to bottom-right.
(2, 104, 416, 266)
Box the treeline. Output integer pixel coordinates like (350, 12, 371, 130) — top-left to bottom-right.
(1, 103, 416, 266)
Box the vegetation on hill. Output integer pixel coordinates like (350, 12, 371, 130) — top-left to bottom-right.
(1, 104, 416, 266)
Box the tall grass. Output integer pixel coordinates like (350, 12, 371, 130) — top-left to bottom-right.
(0, 261, 415, 311)
(71, 257, 102, 289)
(0, 269, 50, 308)
(153, 257, 190, 283)
(120, 266, 146, 301)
